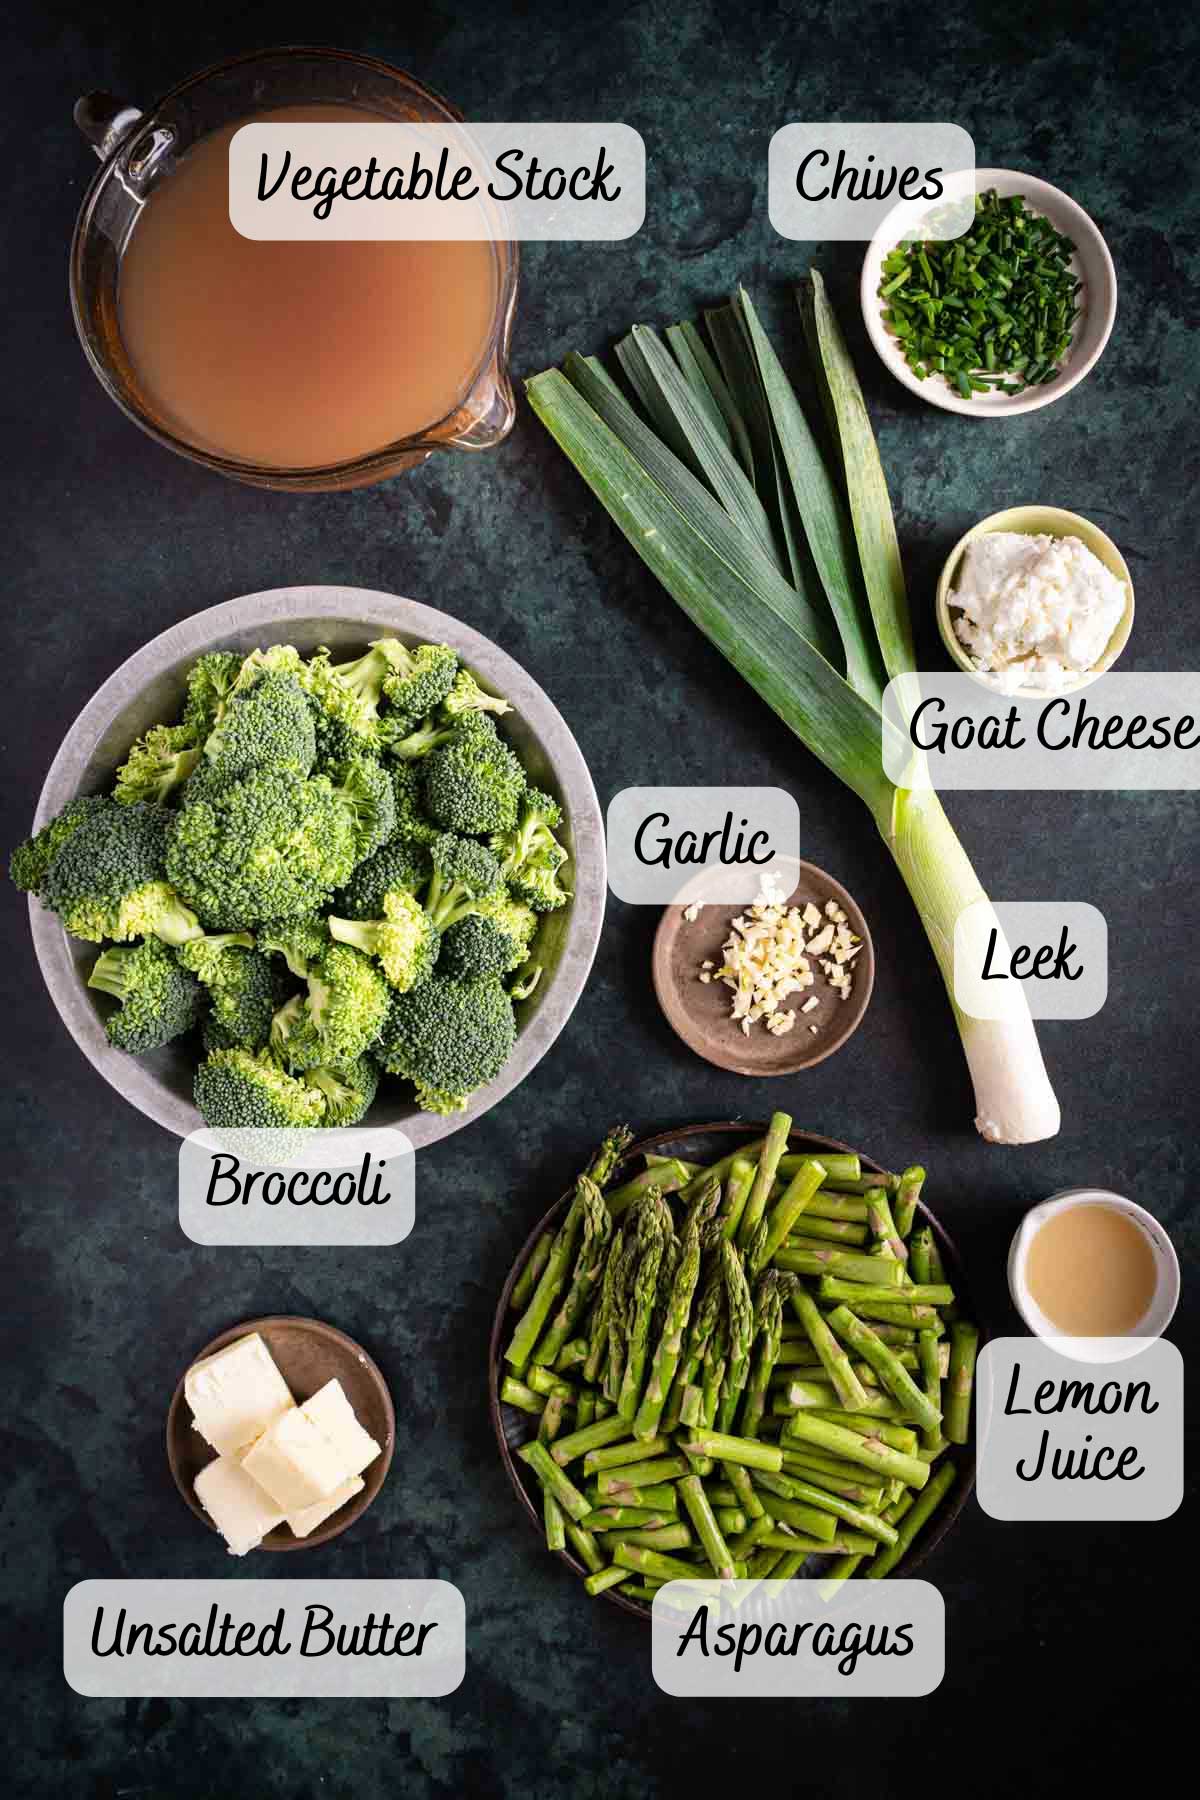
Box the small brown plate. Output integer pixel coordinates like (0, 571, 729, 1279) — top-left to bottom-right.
(167, 1315, 395, 1552)
(652, 862, 875, 1076)
(490, 1123, 980, 1623)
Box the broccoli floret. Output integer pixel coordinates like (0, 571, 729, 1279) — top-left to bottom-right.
(203, 673, 316, 781)
(509, 964, 543, 1002)
(379, 714, 458, 762)
(389, 762, 441, 844)
(334, 833, 432, 921)
(10, 794, 110, 896)
(88, 938, 204, 1053)
(182, 652, 242, 739)
(167, 768, 359, 929)
(324, 641, 407, 724)
(42, 802, 202, 944)
(328, 890, 440, 992)
(423, 833, 505, 930)
(440, 908, 534, 980)
(194, 1047, 326, 1129)
(256, 913, 329, 978)
(270, 943, 390, 1071)
(303, 1055, 380, 1126)
(377, 973, 516, 1099)
(297, 649, 380, 756)
(490, 786, 566, 873)
(412, 1080, 470, 1115)
(332, 754, 396, 863)
(114, 725, 201, 806)
(379, 642, 459, 729)
(176, 933, 282, 1049)
(420, 716, 526, 835)
(440, 668, 512, 720)
(510, 850, 571, 913)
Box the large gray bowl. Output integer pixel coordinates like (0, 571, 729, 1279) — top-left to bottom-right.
(28, 585, 606, 1144)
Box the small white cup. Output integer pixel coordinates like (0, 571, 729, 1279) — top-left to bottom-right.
(1008, 1188, 1180, 1364)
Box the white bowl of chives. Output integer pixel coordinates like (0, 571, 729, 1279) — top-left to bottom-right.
(860, 167, 1117, 417)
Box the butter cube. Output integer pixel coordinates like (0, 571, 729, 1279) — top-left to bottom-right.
(185, 1333, 294, 1458)
(194, 1455, 285, 1557)
(301, 1379, 382, 1480)
(240, 1406, 352, 1510)
(286, 1475, 365, 1540)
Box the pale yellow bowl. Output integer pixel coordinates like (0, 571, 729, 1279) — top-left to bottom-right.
(936, 505, 1135, 697)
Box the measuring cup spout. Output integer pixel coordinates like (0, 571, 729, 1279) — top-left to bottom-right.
(74, 92, 144, 161)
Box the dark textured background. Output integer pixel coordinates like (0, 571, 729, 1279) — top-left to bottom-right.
(2, 1, 1195, 1793)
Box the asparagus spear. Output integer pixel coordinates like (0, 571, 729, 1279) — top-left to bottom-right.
(575, 1389, 596, 1431)
(612, 1541, 724, 1586)
(681, 1139, 765, 1206)
(893, 1166, 925, 1239)
(865, 1187, 908, 1265)
(700, 1331, 727, 1431)
(817, 1553, 866, 1599)
(780, 1460, 886, 1507)
(761, 1479, 899, 1545)
(586, 1123, 635, 1190)
(834, 1298, 944, 1330)
(790, 1288, 870, 1411)
(543, 1490, 566, 1550)
(518, 1440, 593, 1522)
(604, 1160, 690, 1217)
(728, 1513, 776, 1556)
(586, 1479, 679, 1512)
(716, 1239, 755, 1431)
(505, 1182, 591, 1369)
(677, 1430, 783, 1472)
(533, 1177, 612, 1366)
(773, 1379, 908, 1418)
(616, 1193, 667, 1421)
(925, 1233, 959, 1320)
(663, 1250, 725, 1432)
(740, 1274, 790, 1438)
(500, 1376, 544, 1416)
(737, 1112, 792, 1248)
(554, 1339, 589, 1372)
(755, 1159, 827, 1272)
(582, 1433, 669, 1475)
(678, 1474, 736, 1578)
(635, 1201, 704, 1440)
(583, 1565, 629, 1597)
(820, 1170, 899, 1194)
(908, 1225, 934, 1285)
(581, 1505, 674, 1530)
(713, 1508, 749, 1536)
(945, 1321, 979, 1444)
(864, 1463, 956, 1579)
(718, 1157, 756, 1241)
(818, 1277, 954, 1307)
(526, 1365, 577, 1399)
(751, 1494, 838, 1541)
(825, 1305, 944, 1436)
(774, 1246, 906, 1285)
(584, 1230, 623, 1387)
(565, 1522, 604, 1573)
(511, 1230, 554, 1311)
(784, 1214, 868, 1245)
(537, 1389, 570, 1445)
(722, 1460, 765, 1521)
(917, 1330, 943, 1453)
(808, 1413, 920, 1455)
(804, 1191, 870, 1224)
(598, 1523, 694, 1552)
(549, 1413, 632, 1468)
(780, 1413, 930, 1488)
(597, 1456, 691, 1494)
(778, 1150, 861, 1182)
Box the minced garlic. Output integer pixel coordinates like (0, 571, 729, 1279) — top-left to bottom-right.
(698, 875, 861, 1039)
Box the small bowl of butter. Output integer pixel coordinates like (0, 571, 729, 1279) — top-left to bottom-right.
(936, 505, 1134, 698)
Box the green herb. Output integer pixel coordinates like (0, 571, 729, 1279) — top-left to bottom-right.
(878, 189, 1081, 395)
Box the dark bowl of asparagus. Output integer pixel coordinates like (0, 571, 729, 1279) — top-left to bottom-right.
(490, 1118, 981, 1620)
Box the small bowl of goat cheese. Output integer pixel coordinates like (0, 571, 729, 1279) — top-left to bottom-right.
(936, 505, 1134, 696)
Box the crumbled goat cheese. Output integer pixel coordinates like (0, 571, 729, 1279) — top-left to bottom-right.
(951, 531, 1127, 692)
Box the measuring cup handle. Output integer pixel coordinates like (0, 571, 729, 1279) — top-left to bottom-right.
(74, 92, 144, 161)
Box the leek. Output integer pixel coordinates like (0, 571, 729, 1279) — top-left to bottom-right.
(526, 275, 1060, 1144)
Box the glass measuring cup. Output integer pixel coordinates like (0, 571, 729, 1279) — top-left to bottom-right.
(70, 46, 519, 491)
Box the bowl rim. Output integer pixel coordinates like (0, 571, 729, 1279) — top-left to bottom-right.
(165, 1312, 396, 1551)
(650, 860, 876, 1076)
(27, 584, 606, 1144)
(860, 166, 1118, 418)
(488, 1121, 981, 1623)
(934, 504, 1135, 697)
